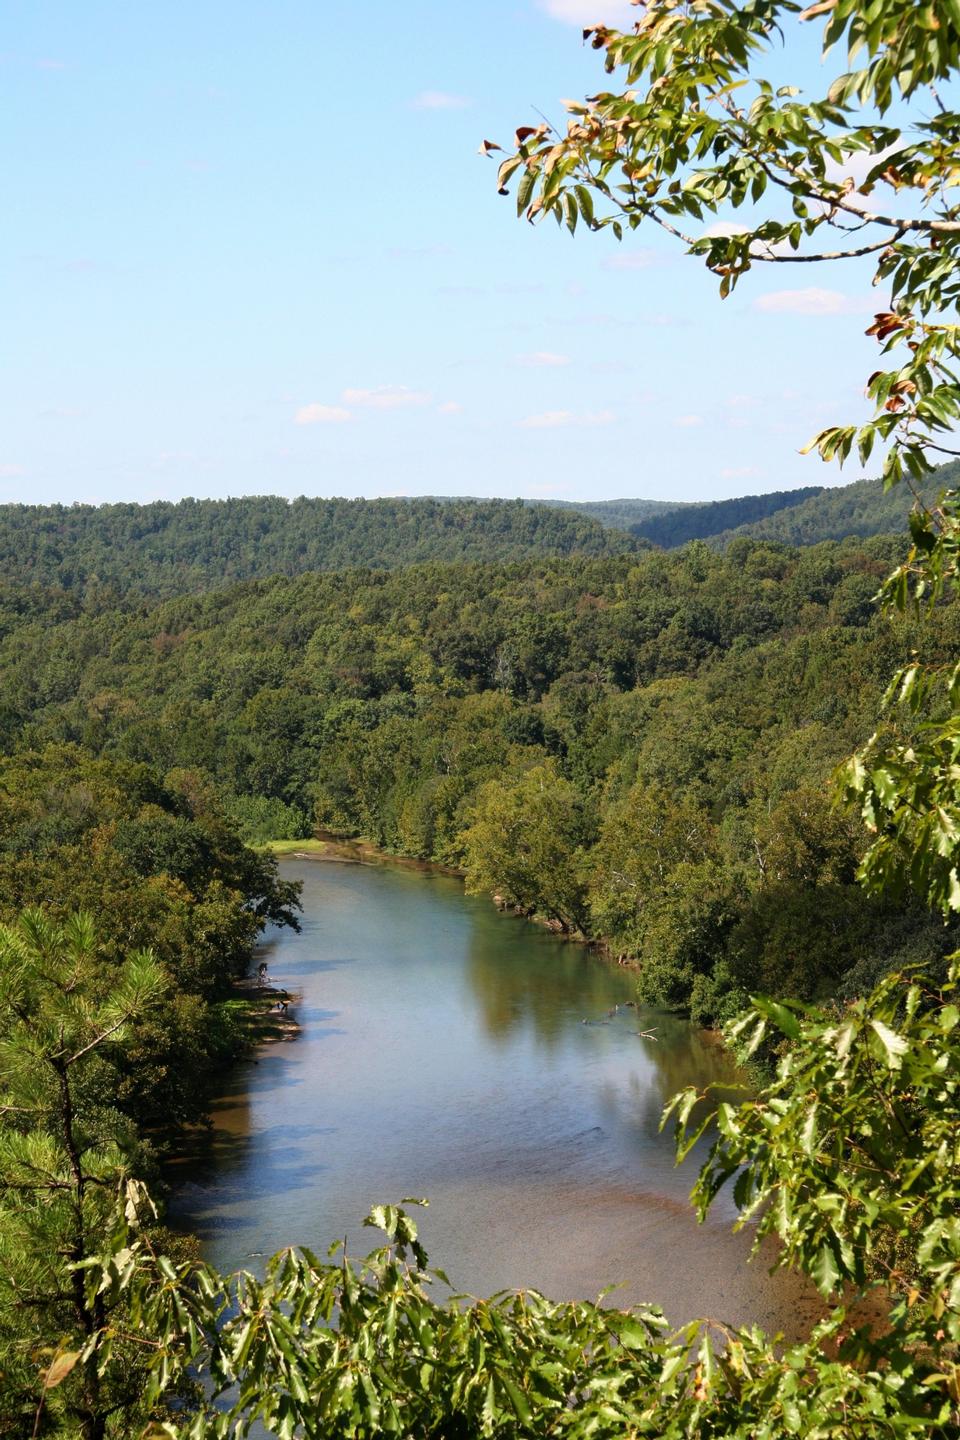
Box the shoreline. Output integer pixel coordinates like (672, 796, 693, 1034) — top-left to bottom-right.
(226, 977, 302, 1044)
(264, 831, 648, 976)
(260, 833, 738, 1048)
(261, 832, 465, 877)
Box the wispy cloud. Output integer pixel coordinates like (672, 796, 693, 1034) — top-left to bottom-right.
(295, 404, 352, 425)
(537, 0, 638, 25)
(518, 409, 615, 429)
(674, 414, 703, 428)
(37, 58, 67, 70)
(342, 385, 432, 410)
(411, 90, 472, 111)
(517, 351, 571, 367)
(437, 401, 464, 415)
(0, 464, 26, 478)
(753, 288, 872, 317)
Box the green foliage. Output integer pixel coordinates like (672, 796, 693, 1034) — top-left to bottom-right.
(669, 964, 960, 1402)
(631, 488, 825, 549)
(706, 474, 953, 552)
(222, 792, 310, 845)
(0, 496, 637, 598)
(61, 998, 960, 1438)
(494, 0, 960, 493)
(460, 760, 591, 932)
(0, 536, 949, 1018)
(0, 746, 300, 1140)
(0, 912, 168, 1438)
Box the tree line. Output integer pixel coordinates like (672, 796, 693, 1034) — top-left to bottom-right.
(0, 496, 636, 599)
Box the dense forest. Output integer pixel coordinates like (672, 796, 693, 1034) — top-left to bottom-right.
(0, 531, 951, 1024)
(0, 468, 950, 604)
(548, 468, 954, 549)
(534, 496, 682, 529)
(627, 486, 824, 547)
(4, 518, 960, 1435)
(0, 496, 637, 598)
(705, 471, 953, 549)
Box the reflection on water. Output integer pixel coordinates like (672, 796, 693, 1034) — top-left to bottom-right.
(170, 859, 819, 1335)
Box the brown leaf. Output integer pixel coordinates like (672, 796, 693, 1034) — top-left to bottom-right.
(799, 0, 837, 17)
(43, 1351, 81, 1389)
(478, 139, 502, 157)
(865, 312, 902, 341)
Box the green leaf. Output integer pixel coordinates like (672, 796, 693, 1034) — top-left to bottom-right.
(811, 1242, 841, 1296)
(870, 1018, 909, 1069)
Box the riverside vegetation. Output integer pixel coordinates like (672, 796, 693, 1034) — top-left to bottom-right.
(0, 531, 955, 1022)
(5, 0, 960, 1433)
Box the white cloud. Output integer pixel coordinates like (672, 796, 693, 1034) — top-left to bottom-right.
(537, 0, 638, 25)
(753, 288, 871, 317)
(517, 351, 571, 367)
(411, 90, 471, 110)
(342, 385, 432, 410)
(295, 404, 352, 425)
(702, 221, 749, 240)
(0, 464, 26, 478)
(518, 409, 615, 429)
(720, 465, 764, 480)
(437, 401, 463, 414)
(674, 414, 703, 428)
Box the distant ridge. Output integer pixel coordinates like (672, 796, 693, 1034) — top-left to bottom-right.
(538, 465, 958, 550)
(628, 487, 823, 547)
(527, 497, 682, 529)
(705, 470, 954, 549)
(0, 495, 639, 598)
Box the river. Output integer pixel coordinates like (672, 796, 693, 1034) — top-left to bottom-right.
(170, 857, 820, 1334)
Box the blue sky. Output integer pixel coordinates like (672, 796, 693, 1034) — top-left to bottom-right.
(3, 0, 886, 506)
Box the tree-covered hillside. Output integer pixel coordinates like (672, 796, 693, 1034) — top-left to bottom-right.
(533, 496, 682, 529)
(0, 496, 638, 597)
(628, 486, 824, 547)
(547, 467, 956, 550)
(707, 470, 954, 549)
(1, 534, 953, 1023)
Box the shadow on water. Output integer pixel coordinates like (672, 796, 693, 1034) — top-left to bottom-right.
(174, 858, 822, 1336)
(169, 1119, 338, 1240)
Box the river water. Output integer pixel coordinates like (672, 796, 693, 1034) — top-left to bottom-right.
(171, 858, 820, 1334)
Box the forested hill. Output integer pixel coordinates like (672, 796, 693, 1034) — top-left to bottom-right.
(0, 495, 638, 597)
(628, 486, 824, 547)
(532, 497, 682, 529)
(705, 470, 953, 548)
(2, 532, 955, 1022)
(541, 465, 957, 549)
